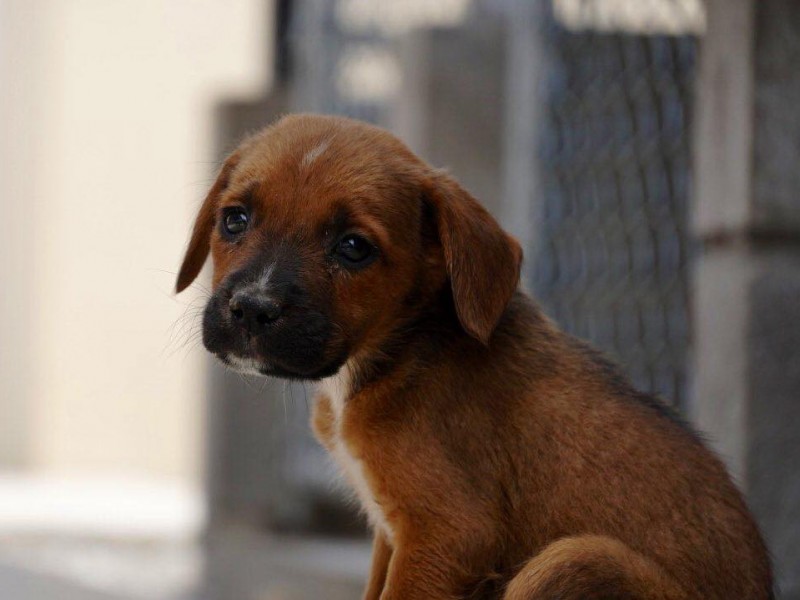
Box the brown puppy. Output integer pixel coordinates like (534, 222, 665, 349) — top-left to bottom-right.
(177, 114, 772, 599)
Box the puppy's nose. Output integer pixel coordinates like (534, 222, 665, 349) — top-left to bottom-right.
(229, 290, 283, 332)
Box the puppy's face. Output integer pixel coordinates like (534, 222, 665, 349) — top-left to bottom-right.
(176, 115, 522, 380)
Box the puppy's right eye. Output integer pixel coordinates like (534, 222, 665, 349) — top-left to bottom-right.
(222, 208, 248, 237)
(334, 234, 376, 268)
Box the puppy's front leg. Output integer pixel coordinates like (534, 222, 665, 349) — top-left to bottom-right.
(379, 541, 464, 600)
(363, 530, 392, 600)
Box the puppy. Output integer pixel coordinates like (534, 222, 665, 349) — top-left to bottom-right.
(177, 114, 772, 599)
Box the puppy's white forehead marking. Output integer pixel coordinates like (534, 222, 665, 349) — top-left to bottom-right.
(235, 264, 275, 297)
(301, 140, 330, 169)
(319, 363, 394, 541)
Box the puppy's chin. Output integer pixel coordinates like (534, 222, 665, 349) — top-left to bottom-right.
(220, 354, 267, 377)
(217, 351, 346, 381)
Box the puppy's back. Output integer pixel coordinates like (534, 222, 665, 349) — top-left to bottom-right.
(489, 294, 772, 598)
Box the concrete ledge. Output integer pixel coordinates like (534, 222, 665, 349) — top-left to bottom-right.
(204, 528, 370, 600)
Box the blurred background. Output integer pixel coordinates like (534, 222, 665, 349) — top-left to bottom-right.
(1, 0, 798, 598)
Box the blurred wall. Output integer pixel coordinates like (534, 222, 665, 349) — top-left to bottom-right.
(0, 0, 271, 484)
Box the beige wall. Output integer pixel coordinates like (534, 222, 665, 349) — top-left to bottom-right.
(0, 0, 271, 484)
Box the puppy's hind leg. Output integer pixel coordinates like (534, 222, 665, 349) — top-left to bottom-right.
(503, 535, 688, 600)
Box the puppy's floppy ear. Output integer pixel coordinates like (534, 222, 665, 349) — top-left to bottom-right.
(175, 152, 240, 293)
(424, 171, 523, 344)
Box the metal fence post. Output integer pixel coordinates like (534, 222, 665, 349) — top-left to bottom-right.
(692, 0, 800, 595)
(503, 0, 547, 291)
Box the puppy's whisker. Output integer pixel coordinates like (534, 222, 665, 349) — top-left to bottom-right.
(302, 382, 309, 413)
(147, 268, 214, 296)
(162, 300, 207, 358)
(280, 380, 292, 425)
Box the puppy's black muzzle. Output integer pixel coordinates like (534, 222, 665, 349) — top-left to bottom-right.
(201, 251, 343, 380)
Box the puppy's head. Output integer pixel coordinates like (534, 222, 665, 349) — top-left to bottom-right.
(176, 114, 521, 379)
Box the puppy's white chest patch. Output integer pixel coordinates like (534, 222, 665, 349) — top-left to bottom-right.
(319, 366, 393, 540)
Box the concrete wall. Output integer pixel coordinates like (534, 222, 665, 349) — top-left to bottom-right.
(0, 0, 269, 502)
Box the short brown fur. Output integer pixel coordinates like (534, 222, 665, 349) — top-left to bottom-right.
(178, 114, 772, 599)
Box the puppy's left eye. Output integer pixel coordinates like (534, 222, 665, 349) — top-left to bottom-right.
(335, 235, 375, 267)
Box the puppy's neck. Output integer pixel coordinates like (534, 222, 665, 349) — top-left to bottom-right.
(318, 360, 355, 410)
(328, 291, 557, 405)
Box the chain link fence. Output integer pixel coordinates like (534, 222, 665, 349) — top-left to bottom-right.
(531, 4, 698, 407)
